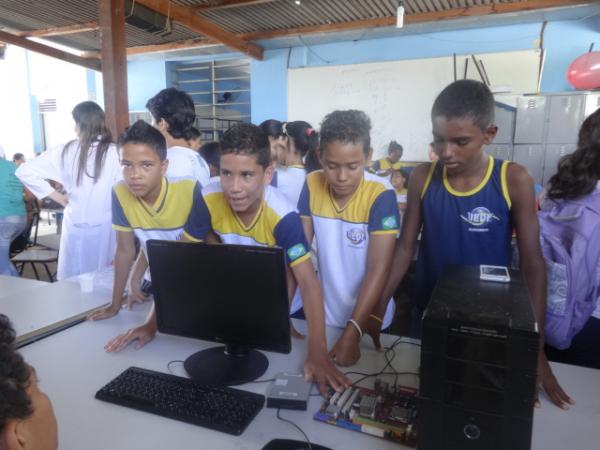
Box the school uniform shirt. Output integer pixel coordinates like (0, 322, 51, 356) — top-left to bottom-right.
(16, 140, 121, 280)
(276, 165, 307, 207)
(184, 181, 311, 268)
(298, 170, 400, 329)
(415, 156, 513, 307)
(395, 188, 408, 204)
(167, 145, 210, 187)
(0, 159, 26, 217)
(112, 177, 205, 259)
(372, 158, 413, 173)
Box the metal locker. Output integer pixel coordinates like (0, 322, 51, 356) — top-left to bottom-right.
(546, 95, 585, 144)
(514, 96, 547, 144)
(513, 145, 544, 185)
(485, 144, 513, 161)
(494, 103, 516, 144)
(542, 144, 576, 186)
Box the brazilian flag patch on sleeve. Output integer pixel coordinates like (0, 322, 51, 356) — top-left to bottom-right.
(382, 215, 398, 230)
(287, 243, 308, 261)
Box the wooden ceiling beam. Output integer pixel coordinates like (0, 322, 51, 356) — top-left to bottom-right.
(15, 21, 99, 38)
(191, 0, 275, 11)
(134, 0, 263, 60)
(0, 30, 101, 71)
(126, 37, 218, 55)
(240, 0, 592, 40)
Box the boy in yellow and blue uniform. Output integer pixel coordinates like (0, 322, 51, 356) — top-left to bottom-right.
(368, 80, 573, 410)
(298, 110, 400, 367)
(89, 120, 206, 321)
(106, 123, 349, 396)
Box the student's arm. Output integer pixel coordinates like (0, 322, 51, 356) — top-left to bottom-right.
(104, 304, 158, 352)
(126, 251, 149, 308)
(291, 258, 350, 396)
(329, 232, 396, 366)
(88, 230, 137, 320)
(301, 216, 314, 246)
(365, 164, 429, 349)
(15, 144, 65, 201)
(507, 163, 574, 409)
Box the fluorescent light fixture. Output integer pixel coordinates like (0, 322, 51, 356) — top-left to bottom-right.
(396, 5, 405, 28)
(295, 0, 301, 4)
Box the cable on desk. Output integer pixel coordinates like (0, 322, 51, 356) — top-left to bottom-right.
(247, 378, 276, 384)
(276, 408, 312, 450)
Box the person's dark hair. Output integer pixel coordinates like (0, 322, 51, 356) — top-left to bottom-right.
(146, 88, 196, 141)
(284, 121, 321, 173)
(118, 120, 167, 161)
(431, 79, 495, 131)
(12, 153, 24, 163)
(199, 142, 220, 170)
(63, 101, 113, 186)
(189, 127, 201, 140)
(0, 314, 33, 432)
(320, 110, 371, 157)
(221, 123, 270, 169)
(388, 141, 403, 155)
(259, 119, 285, 139)
(547, 108, 600, 200)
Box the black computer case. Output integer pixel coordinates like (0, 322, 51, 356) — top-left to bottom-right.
(418, 265, 539, 450)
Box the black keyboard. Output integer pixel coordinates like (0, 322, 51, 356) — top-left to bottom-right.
(95, 366, 265, 435)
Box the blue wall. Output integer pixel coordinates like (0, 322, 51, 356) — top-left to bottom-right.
(128, 17, 600, 124)
(127, 60, 168, 110)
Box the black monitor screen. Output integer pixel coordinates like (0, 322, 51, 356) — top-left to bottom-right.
(147, 240, 291, 384)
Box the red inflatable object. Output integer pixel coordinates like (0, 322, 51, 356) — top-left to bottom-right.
(567, 52, 600, 90)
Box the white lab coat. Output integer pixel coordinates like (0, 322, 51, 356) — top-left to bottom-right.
(16, 140, 122, 280)
(167, 145, 210, 187)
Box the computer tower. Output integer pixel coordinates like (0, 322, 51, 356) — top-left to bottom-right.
(418, 265, 539, 450)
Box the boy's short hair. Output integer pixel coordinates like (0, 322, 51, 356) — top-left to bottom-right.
(199, 142, 221, 169)
(431, 80, 495, 131)
(12, 153, 25, 162)
(388, 141, 403, 154)
(189, 126, 201, 140)
(320, 110, 371, 156)
(221, 123, 270, 169)
(0, 314, 33, 432)
(146, 88, 196, 141)
(118, 120, 167, 161)
(259, 119, 285, 139)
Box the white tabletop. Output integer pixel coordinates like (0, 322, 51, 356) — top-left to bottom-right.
(0, 274, 49, 298)
(1, 277, 109, 343)
(17, 299, 600, 450)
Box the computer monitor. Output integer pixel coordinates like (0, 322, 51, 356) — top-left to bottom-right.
(146, 240, 291, 386)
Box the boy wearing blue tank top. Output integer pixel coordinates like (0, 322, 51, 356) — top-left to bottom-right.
(368, 80, 573, 410)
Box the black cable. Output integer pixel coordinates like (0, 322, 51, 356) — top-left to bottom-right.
(247, 378, 276, 384)
(276, 408, 312, 450)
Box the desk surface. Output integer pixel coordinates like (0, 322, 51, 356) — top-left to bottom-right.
(1, 278, 109, 341)
(0, 275, 48, 298)
(17, 301, 600, 450)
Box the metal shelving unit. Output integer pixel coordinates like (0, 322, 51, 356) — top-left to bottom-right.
(172, 58, 251, 141)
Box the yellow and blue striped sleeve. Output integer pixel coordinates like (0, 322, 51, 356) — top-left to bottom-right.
(368, 190, 400, 235)
(183, 183, 211, 242)
(111, 189, 133, 232)
(273, 212, 311, 267)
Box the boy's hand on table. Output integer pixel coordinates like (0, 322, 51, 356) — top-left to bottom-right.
(304, 351, 350, 397)
(364, 316, 384, 352)
(104, 323, 156, 353)
(126, 284, 148, 309)
(536, 352, 575, 410)
(87, 304, 120, 321)
(329, 328, 361, 366)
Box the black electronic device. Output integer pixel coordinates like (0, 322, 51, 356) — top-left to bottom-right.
(95, 367, 265, 436)
(261, 439, 334, 450)
(419, 265, 539, 450)
(146, 240, 291, 386)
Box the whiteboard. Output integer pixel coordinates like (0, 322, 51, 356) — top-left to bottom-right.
(288, 49, 542, 161)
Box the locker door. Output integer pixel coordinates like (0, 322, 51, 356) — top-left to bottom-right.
(514, 96, 547, 143)
(513, 145, 544, 185)
(546, 95, 585, 144)
(542, 144, 576, 186)
(485, 144, 513, 161)
(494, 103, 515, 144)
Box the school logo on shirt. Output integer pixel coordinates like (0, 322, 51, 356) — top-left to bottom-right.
(460, 206, 500, 231)
(287, 243, 308, 261)
(346, 228, 367, 246)
(381, 215, 398, 230)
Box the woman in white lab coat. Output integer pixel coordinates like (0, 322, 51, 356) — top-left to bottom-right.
(16, 101, 121, 280)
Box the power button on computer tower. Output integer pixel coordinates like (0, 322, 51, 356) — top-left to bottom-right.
(464, 423, 481, 440)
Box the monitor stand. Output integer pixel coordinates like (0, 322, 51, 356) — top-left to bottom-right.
(184, 344, 269, 385)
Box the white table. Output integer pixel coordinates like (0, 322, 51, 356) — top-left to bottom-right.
(17, 300, 600, 450)
(0, 274, 48, 297)
(1, 277, 109, 344)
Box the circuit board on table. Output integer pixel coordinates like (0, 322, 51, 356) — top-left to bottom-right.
(313, 378, 418, 446)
